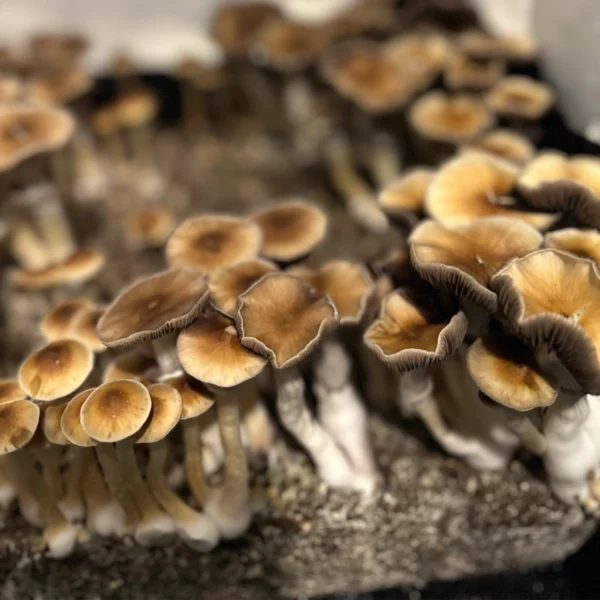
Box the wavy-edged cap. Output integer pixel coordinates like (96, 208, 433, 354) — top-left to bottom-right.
(209, 258, 278, 317)
(460, 128, 535, 166)
(26, 68, 92, 106)
(42, 404, 69, 445)
(236, 272, 339, 369)
(444, 52, 504, 92)
(491, 249, 600, 393)
(70, 306, 106, 353)
(0, 399, 40, 455)
(251, 200, 327, 262)
(485, 76, 554, 121)
(166, 215, 262, 274)
(40, 298, 94, 341)
(115, 87, 159, 129)
(410, 216, 543, 312)
(97, 267, 209, 348)
(81, 380, 152, 443)
(425, 153, 556, 229)
(19, 340, 94, 401)
(466, 335, 558, 411)
(61, 389, 97, 447)
(161, 374, 214, 420)
(178, 307, 266, 388)
(125, 207, 175, 249)
(102, 351, 156, 385)
(136, 383, 182, 444)
(0, 380, 27, 405)
(545, 228, 600, 265)
(364, 288, 468, 372)
(457, 30, 537, 63)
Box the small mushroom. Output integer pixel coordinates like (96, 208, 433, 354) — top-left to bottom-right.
(125, 207, 175, 250)
(460, 128, 535, 165)
(69, 305, 107, 353)
(485, 76, 554, 121)
(0, 379, 28, 405)
(457, 30, 537, 63)
(26, 67, 92, 107)
(444, 52, 505, 92)
(102, 351, 156, 385)
(39, 298, 94, 341)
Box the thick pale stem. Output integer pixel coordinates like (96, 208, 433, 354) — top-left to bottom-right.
(8, 219, 51, 270)
(240, 383, 274, 456)
(544, 392, 590, 440)
(367, 133, 401, 188)
(182, 417, 210, 506)
(506, 412, 547, 456)
(72, 130, 108, 203)
(152, 335, 182, 378)
(59, 447, 85, 522)
(0, 457, 16, 509)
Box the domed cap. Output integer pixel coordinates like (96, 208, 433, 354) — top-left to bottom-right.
(251, 200, 327, 262)
(42, 404, 69, 445)
(545, 228, 600, 265)
(364, 289, 468, 371)
(81, 380, 152, 443)
(18, 340, 94, 401)
(236, 272, 339, 369)
(378, 168, 434, 227)
(136, 384, 182, 444)
(166, 215, 262, 273)
(103, 351, 156, 385)
(97, 267, 209, 348)
(115, 87, 159, 128)
(209, 258, 278, 317)
(125, 207, 175, 249)
(444, 52, 504, 92)
(460, 128, 535, 165)
(178, 307, 266, 388)
(161, 374, 214, 420)
(70, 306, 106, 352)
(0, 379, 28, 405)
(485, 76, 554, 121)
(61, 389, 96, 447)
(0, 399, 40, 455)
(410, 216, 543, 312)
(26, 67, 92, 106)
(40, 298, 94, 341)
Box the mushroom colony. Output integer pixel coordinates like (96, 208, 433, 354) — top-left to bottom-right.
(0, 0, 599, 561)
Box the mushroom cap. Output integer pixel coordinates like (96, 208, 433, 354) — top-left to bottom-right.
(444, 52, 505, 91)
(364, 289, 468, 371)
(29, 33, 88, 68)
(209, 258, 278, 317)
(491, 249, 600, 392)
(378, 168, 434, 226)
(125, 207, 175, 249)
(0, 76, 23, 103)
(81, 380, 152, 443)
(485, 76, 554, 120)
(61, 388, 96, 447)
(236, 272, 339, 369)
(457, 30, 537, 63)
(325, 0, 396, 39)
(545, 228, 600, 265)
(178, 307, 267, 388)
(136, 383, 182, 444)
(26, 67, 92, 106)
(103, 351, 156, 385)
(0, 104, 75, 173)
(40, 298, 94, 341)
(410, 216, 543, 312)
(161, 374, 214, 420)
(69, 306, 106, 352)
(466, 336, 558, 411)
(115, 88, 159, 128)
(18, 340, 94, 401)
(90, 105, 119, 137)
(0, 399, 40, 455)
(42, 403, 69, 445)
(97, 267, 209, 348)
(425, 153, 556, 229)
(287, 260, 374, 324)
(460, 128, 535, 165)
(408, 91, 494, 145)
(0, 379, 28, 405)
(166, 215, 262, 273)
(175, 57, 229, 91)
(251, 200, 327, 262)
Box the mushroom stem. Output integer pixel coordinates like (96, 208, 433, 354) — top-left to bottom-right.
(72, 130, 108, 203)
(35, 443, 64, 502)
(8, 218, 51, 270)
(240, 384, 274, 456)
(147, 439, 220, 551)
(274, 366, 355, 489)
(58, 447, 85, 522)
(152, 335, 182, 378)
(182, 416, 210, 505)
(0, 457, 16, 509)
(365, 132, 402, 188)
(3, 454, 42, 526)
(505, 411, 547, 456)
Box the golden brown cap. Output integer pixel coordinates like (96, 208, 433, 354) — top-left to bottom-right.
(125, 207, 175, 249)
(178, 307, 266, 387)
(42, 404, 69, 445)
(485, 76, 554, 120)
(0, 399, 40, 455)
(115, 88, 159, 128)
(81, 380, 152, 443)
(378, 168, 434, 227)
(136, 383, 182, 444)
(0, 379, 28, 406)
(166, 215, 262, 273)
(544, 228, 600, 265)
(410, 216, 543, 312)
(457, 30, 537, 63)
(0, 76, 23, 103)
(236, 272, 339, 369)
(40, 298, 94, 342)
(251, 200, 327, 262)
(69, 306, 106, 353)
(460, 128, 535, 165)
(18, 340, 94, 401)
(61, 388, 96, 447)
(97, 267, 209, 348)
(209, 258, 278, 317)
(444, 52, 505, 92)
(26, 68, 92, 106)
(161, 374, 214, 420)
(103, 351, 156, 385)
(29, 33, 88, 68)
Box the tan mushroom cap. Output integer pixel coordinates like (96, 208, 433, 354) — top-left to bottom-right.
(251, 200, 327, 262)
(103, 351, 156, 385)
(40, 298, 94, 341)
(97, 267, 209, 348)
(0, 105, 75, 173)
(457, 30, 537, 62)
(166, 215, 262, 273)
(0, 399, 40, 455)
(29, 33, 88, 68)
(136, 383, 182, 444)
(115, 88, 159, 128)
(175, 57, 229, 91)
(409, 91, 494, 144)
(485, 76, 554, 120)
(19, 340, 94, 402)
(209, 258, 278, 317)
(125, 207, 175, 249)
(410, 216, 543, 311)
(161, 374, 214, 420)
(70, 306, 106, 352)
(460, 128, 535, 165)
(287, 260, 374, 324)
(81, 380, 152, 443)
(0, 379, 28, 405)
(545, 228, 600, 265)
(425, 153, 556, 229)
(42, 404, 69, 445)
(466, 336, 558, 411)
(0, 76, 23, 103)
(110, 51, 135, 78)
(61, 388, 96, 447)
(26, 67, 92, 106)
(378, 168, 434, 224)
(236, 272, 339, 369)
(178, 307, 266, 388)
(444, 52, 504, 92)
(364, 290, 468, 371)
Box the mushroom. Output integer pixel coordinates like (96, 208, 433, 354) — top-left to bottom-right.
(459, 128, 535, 165)
(485, 76, 554, 124)
(28, 33, 88, 70)
(39, 298, 94, 341)
(25, 67, 92, 108)
(457, 30, 537, 63)
(90, 103, 127, 167)
(443, 52, 505, 92)
(102, 351, 156, 385)
(69, 305, 107, 353)
(125, 207, 175, 250)
(544, 228, 600, 264)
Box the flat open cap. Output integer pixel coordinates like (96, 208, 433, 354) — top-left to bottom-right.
(544, 228, 600, 265)
(40, 298, 94, 342)
(485, 76, 554, 121)
(236, 272, 339, 369)
(97, 267, 209, 348)
(61, 388, 97, 447)
(136, 383, 182, 444)
(0, 399, 40, 455)
(460, 129, 535, 165)
(161, 374, 214, 420)
(378, 168, 434, 227)
(42, 404, 69, 445)
(0, 379, 28, 405)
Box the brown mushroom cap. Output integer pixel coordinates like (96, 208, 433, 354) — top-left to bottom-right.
(209, 258, 278, 317)
(408, 91, 495, 145)
(545, 228, 600, 265)
(161, 374, 214, 420)
(378, 168, 434, 226)
(460, 128, 535, 165)
(175, 57, 229, 91)
(410, 216, 543, 311)
(425, 153, 556, 229)
(0, 379, 28, 405)
(61, 388, 96, 447)
(18, 340, 94, 401)
(485, 76, 554, 120)
(166, 215, 262, 273)
(26, 67, 92, 106)
(444, 52, 505, 91)
(115, 88, 159, 128)
(466, 336, 558, 411)
(457, 30, 537, 63)
(81, 380, 152, 443)
(125, 207, 175, 249)
(364, 289, 468, 371)
(69, 306, 106, 352)
(178, 307, 266, 388)
(29, 33, 88, 68)
(0, 399, 40, 455)
(97, 267, 209, 348)
(136, 383, 182, 444)
(42, 404, 69, 445)
(491, 249, 600, 392)
(103, 351, 156, 385)
(251, 200, 327, 262)
(40, 298, 94, 341)
(236, 272, 339, 369)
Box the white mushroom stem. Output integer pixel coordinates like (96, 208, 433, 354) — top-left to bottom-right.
(72, 131, 109, 203)
(365, 132, 402, 188)
(0, 457, 16, 509)
(58, 447, 86, 522)
(182, 416, 210, 506)
(4, 454, 42, 526)
(8, 219, 51, 270)
(240, 384, 275, 456)
(505, 411, 547, 456)
(274, 366, 355, 489)
(147, 438, 220, 551)
(152, 335, 182, 378)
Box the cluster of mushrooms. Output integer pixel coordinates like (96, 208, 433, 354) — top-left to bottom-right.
(1, 0, 600, 560)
